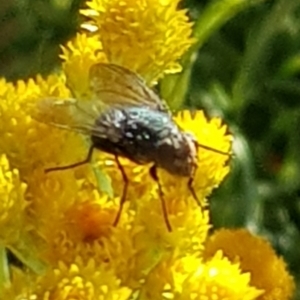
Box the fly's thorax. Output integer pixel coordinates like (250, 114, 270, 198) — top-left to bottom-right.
(90, 107, 164, 161)
(91, 108, 127, 155)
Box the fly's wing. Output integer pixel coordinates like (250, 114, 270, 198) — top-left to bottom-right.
(31, 97, 114, 197)
(31, 97, 100, 136)
(89, 63, 169, 112)
(32, 64, 168, 135)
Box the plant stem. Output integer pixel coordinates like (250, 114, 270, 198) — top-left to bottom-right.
(161, 0, 265, 110)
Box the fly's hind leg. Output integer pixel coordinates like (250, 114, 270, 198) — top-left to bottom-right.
(150, 165, 172, 232)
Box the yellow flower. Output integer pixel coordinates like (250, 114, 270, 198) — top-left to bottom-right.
(60, 33, 107, 99)
(0, 76, 91, 236)
(81, 0, 194, 84)
(36, 159, 211, 289)
(203, 229, 295, 300)
(140, 251, 263, 300)
(0, 76, 76, 174)
(178, 251, 264, 300)
(4, 258, 132, 300)
(0, 155, 27, 246)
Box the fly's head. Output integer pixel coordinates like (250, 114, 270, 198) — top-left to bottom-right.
(174, 131, 198, 177)
(156, 129, 198, 178)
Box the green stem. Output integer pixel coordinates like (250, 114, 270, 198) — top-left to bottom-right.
(161, 0, 265, 110)
(83, 139, 113, 198)
(232, 0, 298, 113)
(0, 245, 10, 293)
(8, 233, 47, 275)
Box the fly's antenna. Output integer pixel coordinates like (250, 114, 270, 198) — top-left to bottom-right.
(188, 142, 232, 211)
(195, 142, 232, 157)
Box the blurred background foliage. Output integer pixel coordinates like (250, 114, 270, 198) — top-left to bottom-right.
(1, 0, 300, 297)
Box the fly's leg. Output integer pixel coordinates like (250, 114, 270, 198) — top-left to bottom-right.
(188, 177, 202, 208)
(150, 165, 172, 232)
(45, 146, 94, 173)
(113, 155, 128, 226)
(187, 163, 202, 209)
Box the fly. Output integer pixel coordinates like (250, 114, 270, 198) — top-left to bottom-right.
(36, 63, 230, 231)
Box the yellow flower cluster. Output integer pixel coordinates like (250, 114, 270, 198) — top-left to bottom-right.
(0, 155, 27, 245)
(204, 229, 295, 300)
(81, 0, 194, 84)
(0, 0, 295, 299)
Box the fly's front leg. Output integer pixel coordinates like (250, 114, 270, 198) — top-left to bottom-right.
(150, 165, 172, 232)
(113, 155, 129, 226)
(45, 146, 94, 173)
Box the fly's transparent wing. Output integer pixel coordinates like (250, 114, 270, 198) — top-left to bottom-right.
(31, 97, 100, 135)
(89, 63, 168, 112)
(32, 97, 114, 197)
(32, 64, 168, 134)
